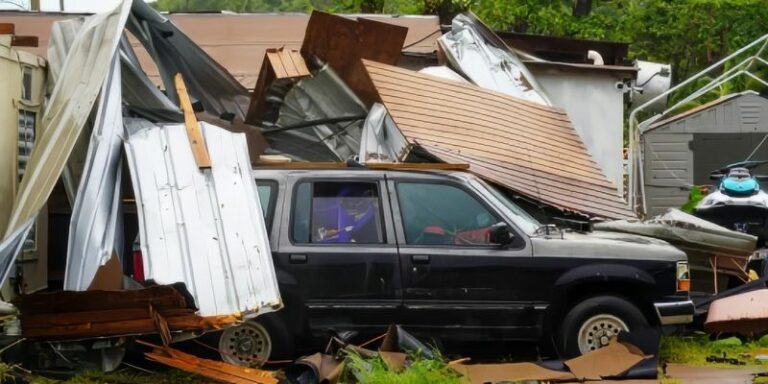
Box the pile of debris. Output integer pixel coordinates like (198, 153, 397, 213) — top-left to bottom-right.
(0, 0, 663, 382)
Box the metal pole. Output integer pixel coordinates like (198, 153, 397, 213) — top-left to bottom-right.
(60, 0, 64, 11)
(627, 33, 768, 215)
(30, 0, 39, 11)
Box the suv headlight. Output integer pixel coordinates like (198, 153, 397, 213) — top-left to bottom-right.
(677, 261, 690, 292)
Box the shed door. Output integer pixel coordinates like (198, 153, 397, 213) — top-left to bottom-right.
(692, 133, 768, 184)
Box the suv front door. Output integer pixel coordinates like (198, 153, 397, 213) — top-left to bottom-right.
(388, 176, 539, 341)
(275, 174, 400, 340)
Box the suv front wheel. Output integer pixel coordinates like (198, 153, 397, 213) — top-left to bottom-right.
(558, 295, 648, 357)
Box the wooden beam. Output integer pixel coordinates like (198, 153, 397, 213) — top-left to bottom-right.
(11, 36, 39, 48)
(174, 73, 212, 168)
(0, 24, 14, 35)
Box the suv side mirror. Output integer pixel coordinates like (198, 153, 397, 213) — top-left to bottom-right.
(489, 223, 515, 248)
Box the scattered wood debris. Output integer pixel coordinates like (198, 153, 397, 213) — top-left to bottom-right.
(16, 285, 237, 340)
(140, 340, 279, 384)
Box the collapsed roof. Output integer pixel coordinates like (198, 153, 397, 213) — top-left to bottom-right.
(362, 60, 635, 219)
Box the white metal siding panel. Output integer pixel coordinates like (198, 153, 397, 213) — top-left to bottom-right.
(125, 121, 281, 318)
(643, 133, 693, 216)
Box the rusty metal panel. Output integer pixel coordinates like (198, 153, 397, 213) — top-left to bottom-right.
(363, 60, 635, 219)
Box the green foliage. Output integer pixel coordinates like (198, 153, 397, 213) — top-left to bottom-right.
(680, 185, 705, 213)
(343, 351, 464, 384)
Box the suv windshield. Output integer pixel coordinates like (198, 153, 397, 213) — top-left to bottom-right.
(482, 182, 541, 234)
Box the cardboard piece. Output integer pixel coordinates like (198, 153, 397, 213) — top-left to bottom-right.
(379, 351, 407, 373)
(565, 340, 648, 380)
(295, 353, 345, 383)
(87, 252, 122, 291)
(450, 362, 576, 384)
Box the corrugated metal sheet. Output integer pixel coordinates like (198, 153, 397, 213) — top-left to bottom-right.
(363, 60, 635, 219)
(124, 119, 281, 317)
(64, 54, 124, 291)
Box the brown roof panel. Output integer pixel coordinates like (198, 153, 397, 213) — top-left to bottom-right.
(362, 59, 635, 219)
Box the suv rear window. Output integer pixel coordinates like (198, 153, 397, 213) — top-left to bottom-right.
(292, 181, 385, 244)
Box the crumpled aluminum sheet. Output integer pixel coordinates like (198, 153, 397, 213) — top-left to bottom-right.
(276, 65, 367, 161)
(126, 0, 250, 120)
(358, 103, 409, 163)
(439, 13, 550, 105)
(64, 54, 125, 291)
(124, 119, 281, 317)
(4, 0, 131, 240)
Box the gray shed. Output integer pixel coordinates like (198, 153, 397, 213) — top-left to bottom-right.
(642, 91, 768, 216)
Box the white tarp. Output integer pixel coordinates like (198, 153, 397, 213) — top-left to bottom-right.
(439, 13, 550, 105)
(124, 119, 281, 317)
(64, 54, 125, 291)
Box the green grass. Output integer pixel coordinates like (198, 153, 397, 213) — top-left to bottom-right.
(60, 369, 204, 384)
(343, 352, 466, 384)
(659, 334, 765, 367)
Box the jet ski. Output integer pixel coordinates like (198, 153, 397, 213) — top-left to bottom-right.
(695, 160, 768, 246)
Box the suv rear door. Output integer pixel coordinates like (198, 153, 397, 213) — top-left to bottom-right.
(387, 174, 539, 341)
(275, 172, 401, 337)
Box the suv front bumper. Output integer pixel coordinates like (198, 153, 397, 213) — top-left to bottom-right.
(654, 300, 695, 325)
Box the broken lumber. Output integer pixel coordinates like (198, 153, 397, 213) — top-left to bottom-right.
(174, 73, 212, 168)
(140, 341, 278, 384)
(16, 285, 237, 340)
(245, 48, 310, 124)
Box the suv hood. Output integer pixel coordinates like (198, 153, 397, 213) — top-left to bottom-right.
(531, 230, 687, 262)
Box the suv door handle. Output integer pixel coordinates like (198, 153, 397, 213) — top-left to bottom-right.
(289, 254, 307, 264)
(411, 255, 430, 264)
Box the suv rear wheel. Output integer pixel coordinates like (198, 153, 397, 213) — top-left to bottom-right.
(558, 295, 648, 357)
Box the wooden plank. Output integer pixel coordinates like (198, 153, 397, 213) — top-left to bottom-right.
(245, 48, 309, 125)
(398, 123, 608, 183)
(365, 61, 560, 116)
(20, 308, 195, 327)
(174, 73, 212, 168)
(11, 36, 39, 47)
(365, 163, 469, 170)
(0, 23, 13, 35)
(141, 342, 279, 384)
(428, 146, 633, 218)
(16, 285, 189, 315)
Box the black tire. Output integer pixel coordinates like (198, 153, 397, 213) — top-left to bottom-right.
(216, 314, 295, 366)
(557, 295, 648, 358)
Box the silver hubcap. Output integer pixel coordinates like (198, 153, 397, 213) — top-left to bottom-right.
(219, 321, 272, 367)
(577, 314, 628, 354)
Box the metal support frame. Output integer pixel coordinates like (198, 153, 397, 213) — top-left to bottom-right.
(628, 34, 768, 216)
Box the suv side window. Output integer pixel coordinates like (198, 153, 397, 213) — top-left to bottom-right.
(292, 181, 385, 244)
(255, 180, 278, 233)
(397, 182, 500, 246)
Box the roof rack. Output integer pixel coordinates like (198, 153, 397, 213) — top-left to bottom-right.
(254, 158, 469, 171)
